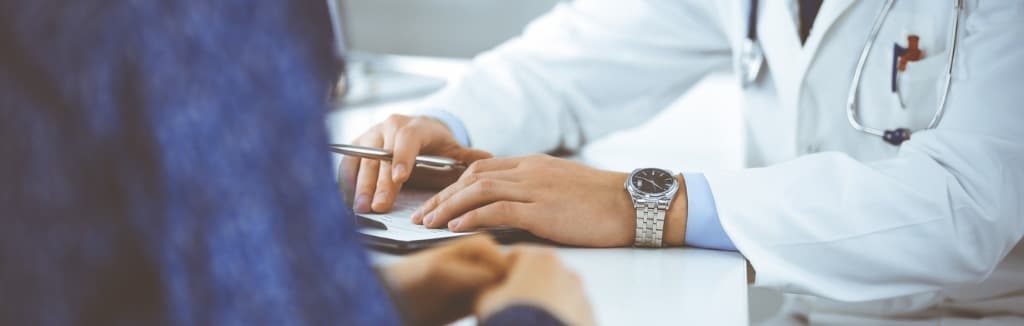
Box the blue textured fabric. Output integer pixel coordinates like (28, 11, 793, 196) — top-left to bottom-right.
(481, 305, 566, 326)
(0, 1, 402, 325)
(683, 173, 737, 251)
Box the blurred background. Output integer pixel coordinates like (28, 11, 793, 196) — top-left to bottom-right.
(336, 1, 783, 322)
(346, 0, 562, 57)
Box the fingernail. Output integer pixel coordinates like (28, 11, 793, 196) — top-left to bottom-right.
(372, 192, 388, 210)
(423, 212, 436, 226)
(411, 209, 422, 220)
(449, 219, 462, 230)
(392, 163, 408, 182)
(354, 194, 370, 213)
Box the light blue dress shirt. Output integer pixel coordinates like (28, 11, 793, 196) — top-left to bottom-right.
(422, 109, 473, 147)
(680, 173, 736, 251)
(421, 110, 737, 251)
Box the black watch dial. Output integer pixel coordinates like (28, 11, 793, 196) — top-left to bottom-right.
(630, 168, 675, 194)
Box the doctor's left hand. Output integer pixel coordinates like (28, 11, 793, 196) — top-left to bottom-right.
(411, 154, 688, 247)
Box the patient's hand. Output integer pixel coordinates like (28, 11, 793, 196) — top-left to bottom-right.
(341, 114, 492, 214)
(476, 247, 595, 326)
(411, 154, 689, 247)
(380, 235, 506, 326)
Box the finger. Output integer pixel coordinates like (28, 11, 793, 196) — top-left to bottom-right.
(341, 132, 377, 199)
(435, 260, 504, 293)
(413, 170, 522, 224)
(355, 159, 379, 213)
(338, 161, 355, 206)
(340, 155, 360, 190)
(447, 147, 494, 165)
(411, 172, 476, 224)
(390, 123, 425, 183)
(410, 235, 499, 265)
(353, 135, 384, 213)
(460, 157, 521, 177)
(448, 202, 532, 232)
(422, 180, 529, 229)
(372, 145, 399, 212)
(403, 150, 501, 210)
(502, 245, 562, 279)
(448, 235, 507, 272)
(502, 246, 532, 274)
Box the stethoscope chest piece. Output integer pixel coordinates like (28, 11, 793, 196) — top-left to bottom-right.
(741, 0, 764, 87)
(882, 128, 911, 146)
(740, 39, 764, 87)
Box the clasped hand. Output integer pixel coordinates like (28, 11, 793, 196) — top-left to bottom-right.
(381, 236, 593, 326)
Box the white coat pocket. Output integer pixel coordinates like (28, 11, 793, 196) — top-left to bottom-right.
(883, 4, 954, 128)
(896, 49, 947, 125)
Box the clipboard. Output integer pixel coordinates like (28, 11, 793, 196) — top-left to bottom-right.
(355, 189, 535, 253)
(328, 145, 536, 252)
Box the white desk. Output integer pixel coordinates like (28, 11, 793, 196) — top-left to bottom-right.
(371, 247, 748, 326)
(329, 56, 749, 325)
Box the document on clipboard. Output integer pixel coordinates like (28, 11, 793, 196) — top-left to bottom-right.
(356, 189, 529, 251)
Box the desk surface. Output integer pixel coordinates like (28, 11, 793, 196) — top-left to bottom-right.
(371, 247, 748, 326)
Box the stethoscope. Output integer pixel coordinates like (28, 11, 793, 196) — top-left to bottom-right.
(739, 0, 963, 146)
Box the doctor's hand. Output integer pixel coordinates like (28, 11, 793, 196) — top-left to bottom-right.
(380, 235, 507, 326)
(341, 114, 492, 214)
(411, 154, 688, 247)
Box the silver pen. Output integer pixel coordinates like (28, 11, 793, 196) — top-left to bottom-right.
(328, 144, 466, 171)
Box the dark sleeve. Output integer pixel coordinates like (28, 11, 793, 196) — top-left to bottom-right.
(0, 0, 400, 325)
(482, 305, 568, 326)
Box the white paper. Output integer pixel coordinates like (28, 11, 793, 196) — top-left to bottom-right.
(357, 189, 481, 242)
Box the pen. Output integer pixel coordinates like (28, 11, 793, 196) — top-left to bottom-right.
(328, 144, 466, 171)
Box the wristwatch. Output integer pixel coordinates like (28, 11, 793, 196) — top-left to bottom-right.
(625, 168, 680, 247)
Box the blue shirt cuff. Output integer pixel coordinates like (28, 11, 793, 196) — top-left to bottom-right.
(417, 109, 471, 147)
(682, 173, 737, 251)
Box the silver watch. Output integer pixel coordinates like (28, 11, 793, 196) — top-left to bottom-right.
(625, 168, 680, 247)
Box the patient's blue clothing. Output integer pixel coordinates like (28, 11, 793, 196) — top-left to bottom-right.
(0, 1, 569, 324)
(0, 1, 399, 324)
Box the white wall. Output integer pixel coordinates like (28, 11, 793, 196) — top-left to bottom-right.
(343, 0, 562, 57)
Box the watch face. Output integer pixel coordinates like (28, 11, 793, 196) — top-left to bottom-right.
(630, 168, 675, 194)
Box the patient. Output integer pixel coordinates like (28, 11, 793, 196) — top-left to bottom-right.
(0, 0, 591, 325)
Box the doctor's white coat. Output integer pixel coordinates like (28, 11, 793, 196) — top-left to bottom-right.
(418, 0, 1024, 323)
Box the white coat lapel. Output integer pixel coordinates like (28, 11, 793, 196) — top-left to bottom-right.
(759, 0, 859, 109)
(799, 0, 858, 69)
(758, 0, 803, 108)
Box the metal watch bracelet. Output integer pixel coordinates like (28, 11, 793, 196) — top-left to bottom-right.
(634, 198, 669, 247)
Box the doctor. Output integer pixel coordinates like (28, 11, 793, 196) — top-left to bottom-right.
(343, 0, 1024, 323)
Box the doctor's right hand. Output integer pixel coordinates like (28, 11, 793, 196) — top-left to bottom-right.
(341, 114, 493, 213)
